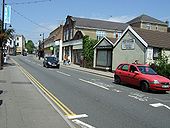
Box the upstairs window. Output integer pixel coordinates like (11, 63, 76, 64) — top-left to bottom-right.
(113, 32, 122, 39)
(96, 31, 106, 40)
(146, 23, 151, 30)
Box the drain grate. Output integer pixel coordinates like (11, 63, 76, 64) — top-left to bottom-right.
(0, 80, 7, 83)
(11, 82, 32, 84)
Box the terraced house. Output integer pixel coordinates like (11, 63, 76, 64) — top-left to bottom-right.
(62, 15, 128, 65)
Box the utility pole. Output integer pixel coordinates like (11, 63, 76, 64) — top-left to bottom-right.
(0, 0, 5, 70)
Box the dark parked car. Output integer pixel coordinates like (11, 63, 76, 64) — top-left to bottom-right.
(114, 63, 170, 92)
(43, 56, 60, 68)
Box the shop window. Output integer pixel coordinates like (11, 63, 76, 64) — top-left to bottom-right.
(96, 50, 112, 67)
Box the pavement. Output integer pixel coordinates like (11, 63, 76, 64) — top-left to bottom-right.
(0, 56, 113, 128)
(0, 59, 75, 128)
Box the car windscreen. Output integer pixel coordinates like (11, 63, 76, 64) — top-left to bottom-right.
(137, 66, 157, 75)
(47, 57, 57, 62)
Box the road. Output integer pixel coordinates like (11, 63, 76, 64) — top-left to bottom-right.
(12, 55, 170, 128)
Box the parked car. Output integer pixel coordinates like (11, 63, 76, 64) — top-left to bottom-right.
(114, 63, 170, 92)
(43, 56, 60, 68)
(22, 52, 27, 56)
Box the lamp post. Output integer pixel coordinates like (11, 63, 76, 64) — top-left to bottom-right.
(40, 33, 44, 57)
(0, 0, 5, 69)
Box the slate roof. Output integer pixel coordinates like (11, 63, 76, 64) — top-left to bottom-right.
(127, 14, 168, 26)
(132, 27, 170, 49)
(71, 16, 128, 31)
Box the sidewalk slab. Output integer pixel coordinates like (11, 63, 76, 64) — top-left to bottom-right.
(0, 61, 73, 128)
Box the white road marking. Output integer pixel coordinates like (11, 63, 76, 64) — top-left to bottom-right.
(72, 119, 95, 128)
(57, 71, 71, 76)
(150, 103, 170, 110)
(67, 114, 88, 119)
(79, 78, 109, 90)
(112, 89, 122, 93)
(128, 93, 149, 101)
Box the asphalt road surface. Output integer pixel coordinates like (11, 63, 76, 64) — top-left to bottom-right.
(13, 55, 170, 128)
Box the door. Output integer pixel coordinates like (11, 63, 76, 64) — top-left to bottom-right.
(118, 64, 130, 83)
(127, 65, 139, 86)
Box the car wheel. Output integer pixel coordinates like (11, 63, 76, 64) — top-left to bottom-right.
(140, 81, 150, 92)
(114, 75, 121, 84)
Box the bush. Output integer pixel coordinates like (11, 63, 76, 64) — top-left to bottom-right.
(154, 51, 170, 78)
(82, 36, 97, 68)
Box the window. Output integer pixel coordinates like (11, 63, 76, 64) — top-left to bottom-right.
(129, 65, 137, 73)
(153, 48, 161, 60)
(156, 25, 158, 30)
(10, 40, 12, 45)
(16, 37, 19, 40)
(96, 50, 112, 67)
(17, 42, 19, 46)
(121, 64, 129, 71)
(113, 32, 122, 38)
(96, 31, 106, 40)
(64, 30, 67, 41)
(70, 28, 73, 39)
(146, 23, 151, 30)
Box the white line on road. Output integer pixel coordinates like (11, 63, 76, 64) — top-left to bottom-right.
(57, 71, 71, 76)
(112, 89, 122, 93)
(150, 103, 170, 110)
(72, 119, 95, 128)
(79, 78, 109, 90)
(67, 114, 88, 119)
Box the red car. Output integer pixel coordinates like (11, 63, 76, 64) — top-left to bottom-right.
(114, 63, 170, 92)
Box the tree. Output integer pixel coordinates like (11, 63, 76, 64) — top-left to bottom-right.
(82, 36, 98, 68)
(0, 21, 14, 42)
(25, 40, 35, 54)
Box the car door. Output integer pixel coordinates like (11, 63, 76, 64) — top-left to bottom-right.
(118, 64, 130, 83)
(127, 65, 139, 86)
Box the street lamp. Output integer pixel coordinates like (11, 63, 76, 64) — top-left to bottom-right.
(0, 0, 5, 69)
(40, 33, 44, 57)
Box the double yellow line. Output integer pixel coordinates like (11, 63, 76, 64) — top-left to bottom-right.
(12, 59, 76, 117)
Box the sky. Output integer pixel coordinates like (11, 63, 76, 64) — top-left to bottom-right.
(1, 0, 170, 44)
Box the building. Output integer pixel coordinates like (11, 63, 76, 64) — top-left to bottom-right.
(94, 14, 170, 71)
(43, 25, 63, 62)
(112, 26, 170, 70)
(93, 37, 117, 71)
(62, 15, 128, 64)
(127, 14, 168, 32)
(12, 35, 26, 54)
